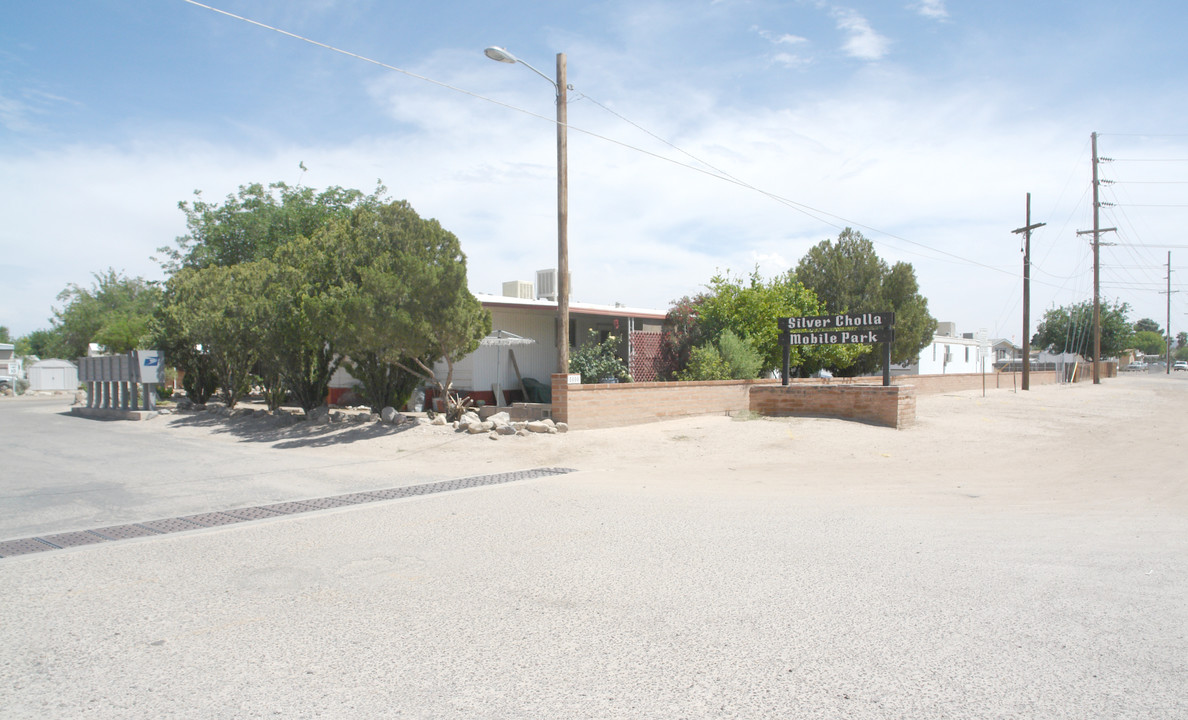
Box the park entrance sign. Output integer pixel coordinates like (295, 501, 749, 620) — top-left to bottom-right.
(778, 312, 896, 386)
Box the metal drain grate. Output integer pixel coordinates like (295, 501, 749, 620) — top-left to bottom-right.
(183, 512, 249, 527)
(0, 467, 575, 558)
(91, 524, 162, 540)
(38, 531, 108, 548)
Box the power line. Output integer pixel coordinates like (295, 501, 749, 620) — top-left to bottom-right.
(181, 0, 1038, 286)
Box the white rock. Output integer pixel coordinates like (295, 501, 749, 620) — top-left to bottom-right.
(467, 422, 488, 434)
(556, 422, 569, 433)
(495, 424, 516, 436)
(431, 414, 447, 425)
(487, 411, 511, 424)
(381, 406, 403, 423)
(526, 420, 552, 433)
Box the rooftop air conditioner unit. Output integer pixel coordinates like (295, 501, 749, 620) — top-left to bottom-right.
(502, 280, 534, 299)
(536, 268, 557, 301)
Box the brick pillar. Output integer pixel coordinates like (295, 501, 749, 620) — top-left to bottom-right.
(551, 373, 569, 424)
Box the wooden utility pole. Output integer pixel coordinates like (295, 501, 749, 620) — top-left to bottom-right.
(555, 53, 570, 375)
(1162, 252, 1177, 374)
(1077, 132, 1116, 383)
(1091, 132, 1101, 383)
(1012, 193, 1045, 390)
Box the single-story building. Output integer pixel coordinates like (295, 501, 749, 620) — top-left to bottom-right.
(328, 276, 668, 407)
(428, 289, 667, 407)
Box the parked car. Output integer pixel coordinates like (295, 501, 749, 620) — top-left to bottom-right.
(1175, 360, 1188, 372)
(1125, 361, 1148, 371)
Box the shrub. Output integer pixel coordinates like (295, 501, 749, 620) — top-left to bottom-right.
(678, 343, 730, 381)
(677, 330, 762, 381)
(716, 329, 763, 379)
(569, 329, 630, 383)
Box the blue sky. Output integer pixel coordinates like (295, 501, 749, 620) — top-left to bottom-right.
(3, 0, 1187, 344)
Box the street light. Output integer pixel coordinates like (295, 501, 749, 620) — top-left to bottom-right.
(485, 46, 570, 376)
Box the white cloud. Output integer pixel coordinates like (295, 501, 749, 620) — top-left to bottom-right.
(831, 8, 891, 61)
(911, 0, 949, 20)
(771, 52, 813, 69)
(753, 28, 812, 69)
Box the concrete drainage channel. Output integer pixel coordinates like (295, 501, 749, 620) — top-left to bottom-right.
(0, 467, 576, 559)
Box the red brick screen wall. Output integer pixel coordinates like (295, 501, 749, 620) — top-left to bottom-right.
(750, 385, 916, 429)
(550, 369, 1085, 430)
(629, 331, 664, 382)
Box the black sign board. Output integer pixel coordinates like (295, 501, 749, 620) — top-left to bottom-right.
(778, 310, 896, 387)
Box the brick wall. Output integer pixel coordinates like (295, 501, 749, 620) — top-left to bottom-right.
(550, 369, 1093, 431)
(552, 374, 759, 429)
(750, 384, 915, 428)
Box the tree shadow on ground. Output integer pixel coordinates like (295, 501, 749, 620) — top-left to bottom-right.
(165, 411, 421, 449)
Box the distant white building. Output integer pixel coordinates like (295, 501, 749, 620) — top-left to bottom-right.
(916, 323, 988, 375)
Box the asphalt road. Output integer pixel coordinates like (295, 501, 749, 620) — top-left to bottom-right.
(0, 396, 441, 539)
(1, 383, 1185, 719)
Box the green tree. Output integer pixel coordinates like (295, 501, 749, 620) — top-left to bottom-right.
(162, 264, 271, 408)
(1132, 330, 1167, 356)
(328, 201, 491, 413)
(1032, 299, 1132, 359)
(659, 294, 709, 380)
(254, 243, 345, 412)
(0, 326, 9, 343)
(157, 180, 380, 410)
(52, 269, 160, 358)
(163, 181, 374, 271)
(691, 269, 865, 376)
(1177, 331, 1187, 350)
(1133, 318, 1162, 334)
(793, 228, 936, 375)
(15, 329, 66, 359)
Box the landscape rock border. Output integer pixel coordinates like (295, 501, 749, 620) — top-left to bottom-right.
(164, 399, 568, 438)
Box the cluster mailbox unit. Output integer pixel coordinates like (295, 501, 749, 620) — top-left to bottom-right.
(75, 350, 164, 417)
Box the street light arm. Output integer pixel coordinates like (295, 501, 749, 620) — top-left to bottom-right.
(484, 46, 558, 93)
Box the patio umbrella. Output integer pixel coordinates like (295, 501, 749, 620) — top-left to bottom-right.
(479, 330, 536, 405)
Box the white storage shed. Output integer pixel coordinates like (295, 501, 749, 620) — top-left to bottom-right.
(29, 358, 79, 391)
